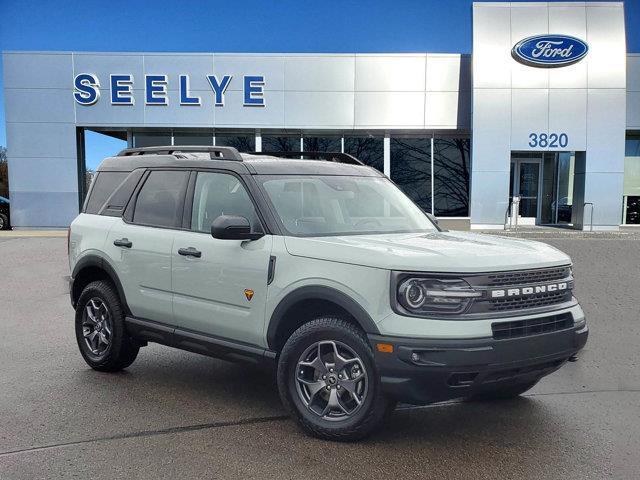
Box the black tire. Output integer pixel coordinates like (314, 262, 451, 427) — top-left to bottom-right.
(0, 213, 8, 230)
(465, 380, 538, 401)
(75, 280, 139, 372)
(277, 317, 395, 441)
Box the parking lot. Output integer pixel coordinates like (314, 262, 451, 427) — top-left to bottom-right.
(1, 232, 639, 479)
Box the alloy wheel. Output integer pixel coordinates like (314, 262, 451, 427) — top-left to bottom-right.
(82, 297, 113, 356)
(295, 340, 368, 421)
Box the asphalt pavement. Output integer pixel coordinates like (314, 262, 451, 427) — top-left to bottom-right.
(0, 233, 639, 479)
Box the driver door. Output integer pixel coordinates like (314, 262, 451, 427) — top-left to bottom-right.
(171, 171, 272, 347)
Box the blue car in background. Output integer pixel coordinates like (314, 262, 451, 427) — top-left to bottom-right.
(0, 196, 10, 230)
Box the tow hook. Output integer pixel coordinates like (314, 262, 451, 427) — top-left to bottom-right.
(568, 355, 579, 362)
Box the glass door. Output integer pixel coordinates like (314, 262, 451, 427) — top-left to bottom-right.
(509, 155, 542, 226)
(539, 152, 575, 226)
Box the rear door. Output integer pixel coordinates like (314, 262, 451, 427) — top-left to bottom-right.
(105, 169, 189, 323)
(171, 171, 272, 347)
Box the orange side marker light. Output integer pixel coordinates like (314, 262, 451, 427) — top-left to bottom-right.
(376, 343, 394, 353)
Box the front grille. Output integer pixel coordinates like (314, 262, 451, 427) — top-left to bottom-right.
(486, 266, 570, 286)
(492, 313, 573, 340)
(489, 289, 571, 312)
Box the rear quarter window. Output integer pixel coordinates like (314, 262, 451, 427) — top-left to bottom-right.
(84, 172, 129, 214)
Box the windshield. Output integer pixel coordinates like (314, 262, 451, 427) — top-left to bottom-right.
(258, 175, 437, 237)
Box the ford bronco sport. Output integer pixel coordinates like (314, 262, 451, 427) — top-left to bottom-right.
(69, 146, 588, 441)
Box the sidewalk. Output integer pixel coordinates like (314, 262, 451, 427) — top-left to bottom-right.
(479, 227, 640, 240)
(0, 229, 67, 237)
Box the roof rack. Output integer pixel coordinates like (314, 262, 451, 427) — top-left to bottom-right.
(116, 145, 244, 161)
(257, 151, 364, 166)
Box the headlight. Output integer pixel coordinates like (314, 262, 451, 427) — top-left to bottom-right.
(396, 276, 481, 315)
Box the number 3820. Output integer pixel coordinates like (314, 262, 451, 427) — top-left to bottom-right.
(528, 133, 568, 148)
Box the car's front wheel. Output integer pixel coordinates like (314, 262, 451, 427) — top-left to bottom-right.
(0, 213, 8, 230)
(75, 280, 139, 372)
(277, 317, 394, 441)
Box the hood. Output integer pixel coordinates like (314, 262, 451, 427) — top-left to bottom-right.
(284, 231, 571, 273)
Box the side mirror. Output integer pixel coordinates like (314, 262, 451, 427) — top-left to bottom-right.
(210, 215, 264, 241)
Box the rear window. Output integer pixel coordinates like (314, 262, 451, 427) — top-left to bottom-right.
(84, 172, 128, 214)
(132, 170, 189, 228)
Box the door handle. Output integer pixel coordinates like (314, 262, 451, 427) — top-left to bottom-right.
(113, 238, 132, 248)
(178, 247, 202, 258)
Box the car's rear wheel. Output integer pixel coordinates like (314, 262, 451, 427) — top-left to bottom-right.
(0, 213, 8, 230)
(277, 317, 395, 441)
(75, 280, 139, 372)
(465, 380, 538, 401)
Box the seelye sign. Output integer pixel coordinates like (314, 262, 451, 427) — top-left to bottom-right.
(73, 73, 266, 107)
(511, 34, 589, 68)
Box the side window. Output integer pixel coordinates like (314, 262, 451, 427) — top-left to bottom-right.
(133, 170, 189, 228)
(84, 172, 128, 214)
(190, 172, 261, 234)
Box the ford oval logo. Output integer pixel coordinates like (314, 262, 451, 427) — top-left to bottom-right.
(512, 34, 588, 68)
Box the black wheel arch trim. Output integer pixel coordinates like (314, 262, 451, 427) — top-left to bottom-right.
(267, 285, 380, 350)
(70, 254, 130, 314)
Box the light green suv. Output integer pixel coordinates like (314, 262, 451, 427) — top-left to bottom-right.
(69, 146, 588, 441)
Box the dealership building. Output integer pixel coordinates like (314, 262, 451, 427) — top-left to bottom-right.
(2, 1, 639, 230)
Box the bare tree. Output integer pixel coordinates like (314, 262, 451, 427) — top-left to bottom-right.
(0, 146, 8, 198)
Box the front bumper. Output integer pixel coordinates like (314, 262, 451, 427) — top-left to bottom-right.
(368, 321, 588, 405)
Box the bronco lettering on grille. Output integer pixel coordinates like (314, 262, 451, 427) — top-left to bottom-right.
(490, 282, 568, 299)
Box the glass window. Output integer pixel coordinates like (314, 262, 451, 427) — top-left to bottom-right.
(626, 196, 640, 225)
(191, 172, 261, 234)
(258, 175, 436, 237)
(344, 136, 383, 172)
(133, 171, 189, 228)
(624, 136, 640, 225)
(133, 132, 172, 148)
(390, 137, 432, 213)
(304, 137, 341, 153)
(215, 132, 255, 152)
(624, 136, 640, 198)
(173, 131, 213, 146)
(433, 138, 471, 217)
(84, 172, 128, 214)
(262, 135, 300, 152)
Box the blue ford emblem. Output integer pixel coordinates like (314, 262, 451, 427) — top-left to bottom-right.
(512, 34, 588, 68)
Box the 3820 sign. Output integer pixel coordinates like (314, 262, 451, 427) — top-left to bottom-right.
(528, 132, 568, 148)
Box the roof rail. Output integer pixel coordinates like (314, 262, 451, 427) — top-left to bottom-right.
(117, 145, 244, 161)
(256, 151, 364, 166)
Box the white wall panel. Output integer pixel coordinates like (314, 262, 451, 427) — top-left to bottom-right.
(214, 90, 284, 127)
(473, 5, 511, 88)
(586, 5, 626, 89)
(4, 53, 72, 89)
(548, 4, 588, 89)
(284, 92, 354, 127)
(6, 123, 77, 158)
(510, 4, 549, 89)
(284, 56, 354, 92)
(355, 55, 425, 92)
(511, 89, 548, 150)
(213, 55, 285, 91)
(73, 54, 145, 90)
(548, 89, 587, 151)
(143, 54, 213, 91)
(586, 89, 626, 173)
(426, 55, 469, 92)
(472, 89, 511, 172)
(354, 92, 424, 128)
(425, 92, 468, 129)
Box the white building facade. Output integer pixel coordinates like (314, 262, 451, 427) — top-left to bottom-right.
(3, 1, 639, 229)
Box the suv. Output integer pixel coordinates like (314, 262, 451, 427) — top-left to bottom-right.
(69, 146, 588, 441)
